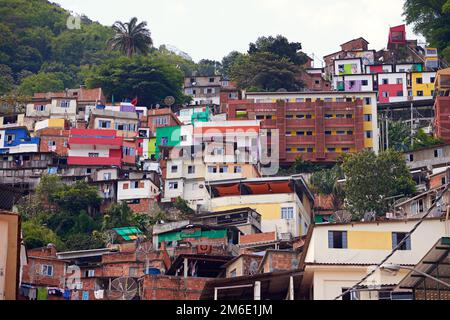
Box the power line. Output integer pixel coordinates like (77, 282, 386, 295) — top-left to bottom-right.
(333, 184, 450, 300)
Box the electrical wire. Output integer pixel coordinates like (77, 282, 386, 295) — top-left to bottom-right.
(333, 183, 450, 300)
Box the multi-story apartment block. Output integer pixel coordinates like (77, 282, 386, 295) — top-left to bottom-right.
(227, 92, 379, 164)
(377, 72, 408, 103)
(88, 109, 139, 139)
(434, 68, 450, 143)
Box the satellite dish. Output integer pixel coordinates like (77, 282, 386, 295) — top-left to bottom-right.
(164, 96, 175, 107)
(107, 277, 138, 300)
(331, 210, 352, 223)
(249, 260, 259, 275)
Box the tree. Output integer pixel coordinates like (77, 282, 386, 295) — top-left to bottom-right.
(221, 51, 244, 78)
(404, 0, 450, 63)
(248, 35, 309, 66)
(230, 52, 304, 91)
(51, 181, 101, 215)
(342, 149, 416, 219)
(22, 219, 64, 250)
(18, 72, 64, 96)
(196, 59, 222, 76)
(107, 17, 153, 58)
(0, 64, 14, 95)
(310, 166, 345, 213)
(387, 121, 444, 152)
(102, 202, 135, 231)
(85, 55, 190, 106)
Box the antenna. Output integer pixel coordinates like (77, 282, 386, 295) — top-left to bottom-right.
(107, 277, 138, 300)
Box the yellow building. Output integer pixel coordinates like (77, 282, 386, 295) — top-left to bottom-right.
(411, 71, 436, 99)
(207, 176, 314, 239)
(299, 218, 450, 300)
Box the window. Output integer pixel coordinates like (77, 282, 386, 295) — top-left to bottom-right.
(325, 114, 333, 119)
(171, 165, 178, 173)
(397, 91, 404, 97)
(60, 100, 70, 108)
(153, 116, 169, 126)
(417, 91, 424, 96)
(297, 148, 305, 152)
(230, 269, 237, 278)
(328, 231, 348, 249)
(295, 114, 305, 119)
(41, 265, 54, 276)
(382, 79, 388, 85)
(416, 77, 423, 84)
(396, 78, 403, 84)
(407, 154, 414, 162)
(315, 80, 320, 85)
(336, 131, 345, 135)
(88, 153, 99, 158)
(34, 105, 45, 111)
(336, 114, 345, 119)
(281, 207, 294, 220)
(347, 131, 353, 135)
(364, 97, 372, 105)
(256, 115, 265, 120)
(208, 166, 217, 173)
(365, 131, 373, 138)
(286, 115, 294, 119)
(364, 114, 372, 121)
(342, 148, 350, 153)
(297, 131, 305, 136)
(99, 120, 111, 129)
(306, 131, 313, 136)
(168, 182, 178, 189)
(219, 166, 228, 173)
(188, 166, 195, 174)
(48, 140, 56, 146)
(103, 173, 112, 180)
(234, 166, 242, 173)
(430, 77, 435, 83)
(382, 92, 389, 98)
(411, 199, 424, 215)
(305, 114, 312, 119)
(6, 134, 14, 143)
(181, 135, 187, 142)
(327, 147, 336, 152)
(85, 270, 95, 278)
(392, 232, 411, 250)
(307, 148, 314, 153)
(346, 114, 353, 119)
(130, 181, 139, 189)
(325, 131, 332, 135)
(434, 149, 443, 158)
(362, 80, 368, 86)
(209, 77, 215, 83)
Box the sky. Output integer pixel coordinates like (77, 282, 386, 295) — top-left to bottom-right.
(53, 0, 424, 66)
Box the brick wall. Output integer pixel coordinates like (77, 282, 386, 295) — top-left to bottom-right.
(142, 275, 210, 300)
(239, 232, 277, 245)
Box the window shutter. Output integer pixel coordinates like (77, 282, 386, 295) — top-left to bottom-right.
(392, 233, 398, 249)
(328, 231, 334, 248)
(342, 232, 348, 249)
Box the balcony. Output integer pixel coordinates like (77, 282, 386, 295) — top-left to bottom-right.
(325, 118, 355, 126)
(286, 119, 315, 127)
(286, 136, 315, 144)
(325, 135, 356, 144)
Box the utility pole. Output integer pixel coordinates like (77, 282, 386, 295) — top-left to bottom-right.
(385, 113, 389, 150)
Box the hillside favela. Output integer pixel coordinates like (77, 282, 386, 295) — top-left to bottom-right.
(1, 0, 450, 304)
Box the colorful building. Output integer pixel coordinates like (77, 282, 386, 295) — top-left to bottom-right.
(300, 218, 450, 300)
(207, 176, 314, 239)
(411, 71, 436, 100)
(67, 129, 123, 167)
(0, 127, 40, 154)
(228, 91, 379, 164)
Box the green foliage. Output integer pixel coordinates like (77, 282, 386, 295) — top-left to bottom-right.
(102, 202, 136, 231)
(174, 197, 195, 215)
(278, 157, 332, 176)
(403, 0, 450, 63)
(388, 121, 444, 152)
(342, 149, 416, 219)
(107, 17, 153, 58)
(51, 181, 101, 214)
(22, 219, 64, 250)
(221, 51, 244, 78)
(0, 0, 112, 94)
(18, 72, 65, 96)
(85, 55, 190, 106)
(196, 59, 222, 76)
(310, 166, 345, 212)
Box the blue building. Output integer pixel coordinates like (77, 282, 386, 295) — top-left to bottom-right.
(0, 127, 40, 154)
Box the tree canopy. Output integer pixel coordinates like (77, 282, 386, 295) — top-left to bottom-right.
(404, 0, 450, 63)
(342, 149, 416, 219)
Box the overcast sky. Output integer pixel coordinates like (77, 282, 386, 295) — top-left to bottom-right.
(54, 0, 423, 66)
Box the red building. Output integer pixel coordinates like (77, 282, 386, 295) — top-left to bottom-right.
(227, 98, 368, 164)
(37, 128, 70, 157)
(388, 24, 407, 49)
(433, 68, 450, 143)
(147, 108, 182, 135)
(67, 129, 123, 167)
(122, 139, 139, 166)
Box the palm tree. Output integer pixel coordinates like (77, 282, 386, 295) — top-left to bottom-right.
(107, 17, 153, 58)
